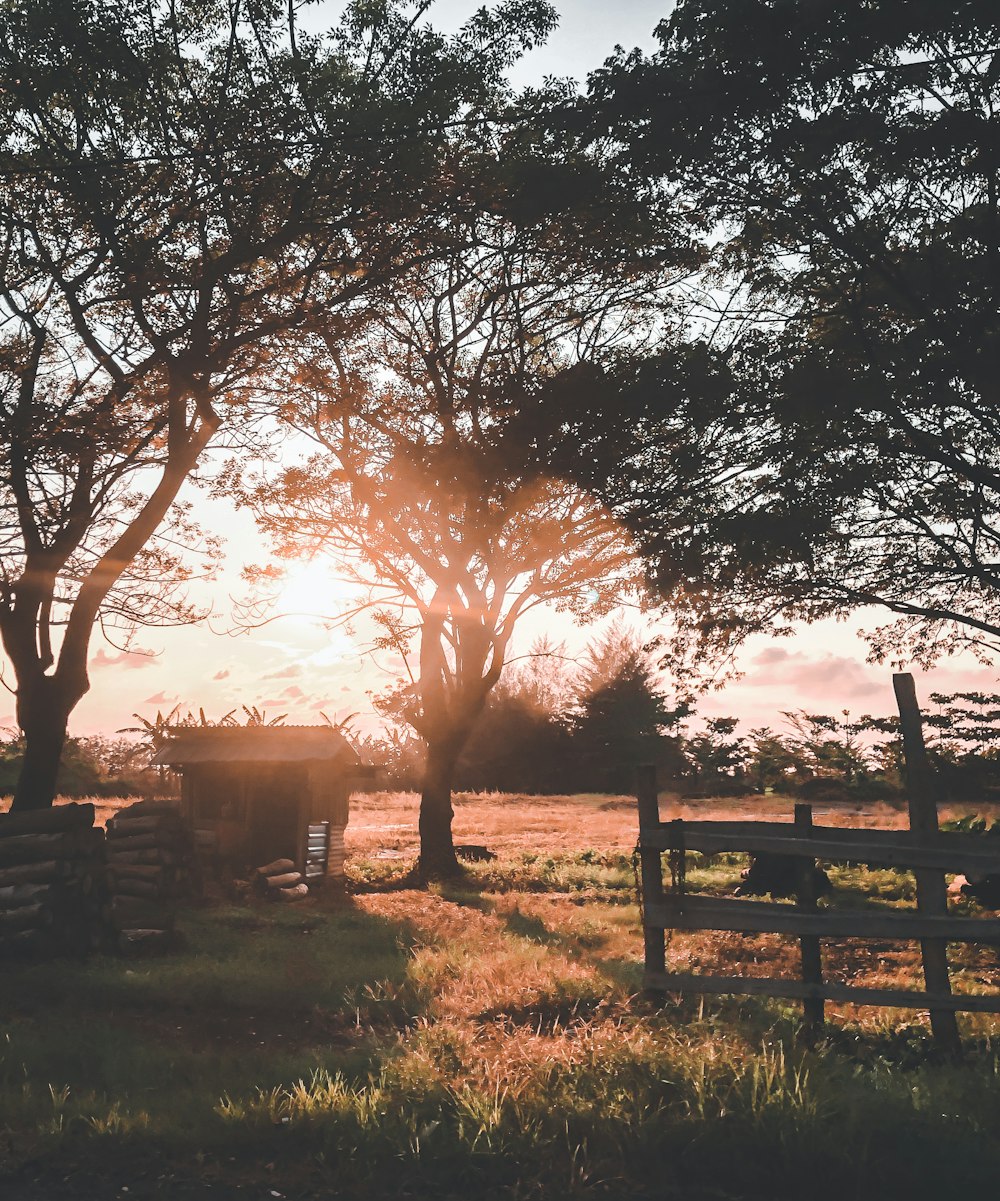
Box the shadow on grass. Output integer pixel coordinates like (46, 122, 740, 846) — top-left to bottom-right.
(0, 895, 429, 1166)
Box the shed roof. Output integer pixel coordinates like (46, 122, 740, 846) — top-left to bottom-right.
(151, 725, 361, 767)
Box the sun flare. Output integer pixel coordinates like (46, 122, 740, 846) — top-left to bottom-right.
(274, 558, 356, 624)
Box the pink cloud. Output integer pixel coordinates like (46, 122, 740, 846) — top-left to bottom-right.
(90, 648, 157, 671)
(281, 685, 305, 699)
(749, 652, 882, 701)
(212, 669, 231, 681)
(262, 664, 302, 680)
(751, 646, 793, 667)
(142, 691, 178, 707)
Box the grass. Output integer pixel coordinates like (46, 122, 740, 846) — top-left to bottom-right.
(2, 790, 1000, 1197)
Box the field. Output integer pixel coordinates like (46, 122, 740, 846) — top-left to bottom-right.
(3, 790, 1000, 1199)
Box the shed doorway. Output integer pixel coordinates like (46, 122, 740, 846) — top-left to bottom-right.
(246, 766, 306, 866)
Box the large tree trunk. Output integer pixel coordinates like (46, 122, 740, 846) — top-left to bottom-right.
(11, 679, 72, 813)
(418, 736, 465, 879)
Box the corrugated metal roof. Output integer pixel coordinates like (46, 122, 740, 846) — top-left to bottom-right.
(151, 725, 361, 766)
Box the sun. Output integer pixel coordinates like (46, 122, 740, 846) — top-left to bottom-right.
(274, 558, 355, 624)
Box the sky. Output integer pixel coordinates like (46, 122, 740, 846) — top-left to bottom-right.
(3, 1, 996, 743)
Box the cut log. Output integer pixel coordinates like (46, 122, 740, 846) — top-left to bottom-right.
(118, 928, 175, 955)
(113, 802, 181, 818)
(107, 848, 174, 866)
(107, 815, 180, 838)
(0, 882, 56, 908)
(106, 895, 175, 931)
(263, 871, 303, 890)
(103, 833, 164, 853)
(275, 883, 309, 901)
(0, 902, 52, 931)
(0, 860, 69, 887)
(108, 862, 172, 880)
(111, 878, 162, 900)
(255, 858, 296, 878)
(0, 832, 81, 866)
(0, 803, 95, 838)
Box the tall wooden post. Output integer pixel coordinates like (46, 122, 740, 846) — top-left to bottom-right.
(893, 672, 962, 1058)
(636, 764, 666, 993)
(794, 803, 824, 1035)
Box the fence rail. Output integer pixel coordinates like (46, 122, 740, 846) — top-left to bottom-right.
(644, 820, 1000, 874)
(635, 673, 1000, 1050)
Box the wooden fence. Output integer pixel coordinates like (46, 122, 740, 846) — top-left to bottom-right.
(636, 674, 1000, 1052)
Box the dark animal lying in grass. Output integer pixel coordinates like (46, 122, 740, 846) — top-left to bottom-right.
(735, 853, 832, 899)
(957, 873, 1000, 909)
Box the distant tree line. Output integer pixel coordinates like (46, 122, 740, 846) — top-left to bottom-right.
(9, 674, 1000, 806)
(0, 732, 149, 798)
(357, 644, 1000, 806)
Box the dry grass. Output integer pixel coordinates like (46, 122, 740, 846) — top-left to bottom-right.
(347, 790, 1000, 1038)
(4, 789, 1000, 1198)
(348, 788, 645, 858)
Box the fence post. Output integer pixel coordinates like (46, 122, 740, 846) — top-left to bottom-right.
(636, 764, 666, 993)
(893, 672, 962, 1058)
(794, 803, 825, 1035)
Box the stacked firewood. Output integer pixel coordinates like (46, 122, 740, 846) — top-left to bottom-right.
(253, 857, 309, 901)
(103, 801, 198, 953)
(0, 802, 105, 957)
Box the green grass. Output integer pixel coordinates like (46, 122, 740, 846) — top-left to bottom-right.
(3, 858, 1000, 1198)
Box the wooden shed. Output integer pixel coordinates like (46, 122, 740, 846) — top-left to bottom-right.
(152, 726, 362, 882)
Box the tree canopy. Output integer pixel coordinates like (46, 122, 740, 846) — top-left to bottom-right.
(0, 0, 567, 809)
(577, 0, 1000, 669)
(232, 191, 690, 871)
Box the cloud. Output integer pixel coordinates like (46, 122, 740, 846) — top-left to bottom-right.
(262, 664, 303, 680)
(281, 685, 305, 699)
(212, 669, 231, 681)
(142, 691, 178, 707)
(751, 646, 793, 667)
(90, 648, 157, 671)
(749, 651, 882, 701)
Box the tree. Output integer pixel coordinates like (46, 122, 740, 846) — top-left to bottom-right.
(0, 0, 561, 810)
(745, 727, 800, 794)
(570, 622, 686, 793)
(456, 636, 575, 793)
(682, 716, 748, 795)
(781, 711, 867, 785)
(578, 1, 1000, 667)
(234, 198, 691, 873)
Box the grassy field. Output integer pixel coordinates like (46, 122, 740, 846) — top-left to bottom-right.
(3, 790, 1000, 1198)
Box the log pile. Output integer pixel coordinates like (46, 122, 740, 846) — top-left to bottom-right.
(0, 802, 105, 957)
(103, 801, 199, 953)
(253, 857, 309, 901)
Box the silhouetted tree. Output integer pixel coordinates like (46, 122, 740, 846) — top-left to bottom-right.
(570, 622, 686, 793)
(683, 717, 748, 795)
(0, 0, 566, 809)
(578, 1, 1000, 669)
(236, 205, 677, 872)
(457, 637, 575, 793)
